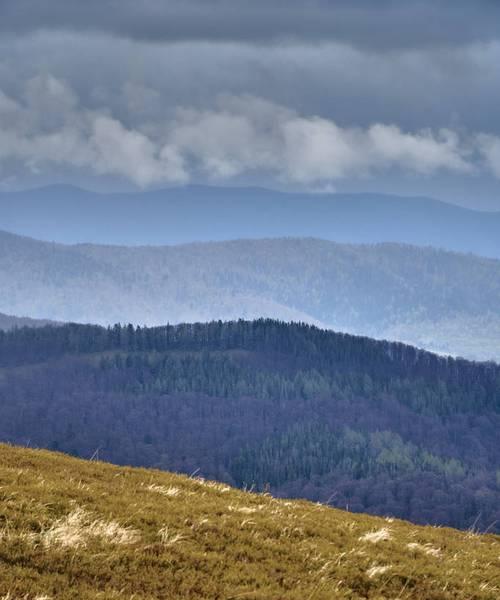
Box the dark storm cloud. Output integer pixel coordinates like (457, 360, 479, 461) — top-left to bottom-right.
(2, 0, 500, 50)
(1, 0, 500, 207)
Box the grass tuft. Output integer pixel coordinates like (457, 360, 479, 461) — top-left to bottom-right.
(366, 564, 391, 578)
(41, 507, 140, 549)
(359, 527, 392, 544)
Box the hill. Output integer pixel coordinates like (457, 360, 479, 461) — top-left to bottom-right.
(0, 311, 56, 331)
(1, 319, 499, 533)
(2, 232, 500, 360)
(0, 444, 498, 600)
(1, 185, 500, 257)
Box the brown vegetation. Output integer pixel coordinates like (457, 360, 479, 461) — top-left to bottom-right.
(0, 443, 498, 599)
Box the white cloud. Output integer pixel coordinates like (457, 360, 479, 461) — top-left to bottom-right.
(0, 76, 496, 188)
(91, 116, 187, 186)
(367, 125, 471, 174)
(477, 134, 500, 178)
(169, 96, 473, 184)
(0, 75, 187, 186)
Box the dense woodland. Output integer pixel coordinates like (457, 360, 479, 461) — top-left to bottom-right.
(0, 319, 499, 531)
(3, 231, 500, 360)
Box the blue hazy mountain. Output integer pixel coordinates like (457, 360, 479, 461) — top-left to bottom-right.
(1, 185, 500, 257)
(0, 312, 56, 331)
(2, 231, 500, 361)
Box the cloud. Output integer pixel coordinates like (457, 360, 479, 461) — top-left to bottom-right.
(91, 116, 187, 186)
(2, 1, 500, 50)
(0, 78, 485, 187)
(0, 76, 188, 186)
(0, 4, 498, 205)
(477, 134, 500, 179)
(3, 31, 500, 139)
(366, 125, 470, 174)
(170, 96, 472, 183)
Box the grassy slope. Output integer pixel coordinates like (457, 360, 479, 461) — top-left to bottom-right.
(0, 445, 498, 599)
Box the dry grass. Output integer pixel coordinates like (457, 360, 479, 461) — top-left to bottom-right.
(157, 526, 186, 546)
(0, 592, 52, 600)
(145, 483, 183, 497)
(0, 443, 499, 599)
(407, 542, 442, 558)
(41, 507, 140, 548)
(366, 564, 392, 578)
(359, 526, 393, 544)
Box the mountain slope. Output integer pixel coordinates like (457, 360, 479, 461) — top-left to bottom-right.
(2, 231, 500, 359)
(1, 320, 499, 532)
(1, 185, 500, 257)
(0, 443, 498, 600)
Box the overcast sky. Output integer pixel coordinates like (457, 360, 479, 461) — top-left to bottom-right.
(1, 0, 500, 208)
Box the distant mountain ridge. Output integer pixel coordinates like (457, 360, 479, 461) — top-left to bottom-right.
(1, 185, 500, 257)
(2, 231, 500, 360)
(0, 311, 56, 331)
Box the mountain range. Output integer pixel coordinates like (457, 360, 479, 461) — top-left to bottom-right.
(1, 185, 500, 257)
(2, 231, 500, 360)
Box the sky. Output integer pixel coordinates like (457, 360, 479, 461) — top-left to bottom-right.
(1, 0, 500, 209)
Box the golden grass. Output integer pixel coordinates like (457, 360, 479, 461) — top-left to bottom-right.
(40, 507, 140, 549)
(359, 526, 393, 544)
(0, 443, 499, 599)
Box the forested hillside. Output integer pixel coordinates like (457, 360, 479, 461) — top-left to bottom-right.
(2, 232, 500, 360)
(2, 185, 500, 258)
(1, 320, 499, 532)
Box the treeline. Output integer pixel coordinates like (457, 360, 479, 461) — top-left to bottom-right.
(0, 319, 499, 531)
(1, 320, 499, 413)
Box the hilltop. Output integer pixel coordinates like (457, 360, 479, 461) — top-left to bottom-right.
(0, 443, 498, 599)
(2, 232, 500, 360)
